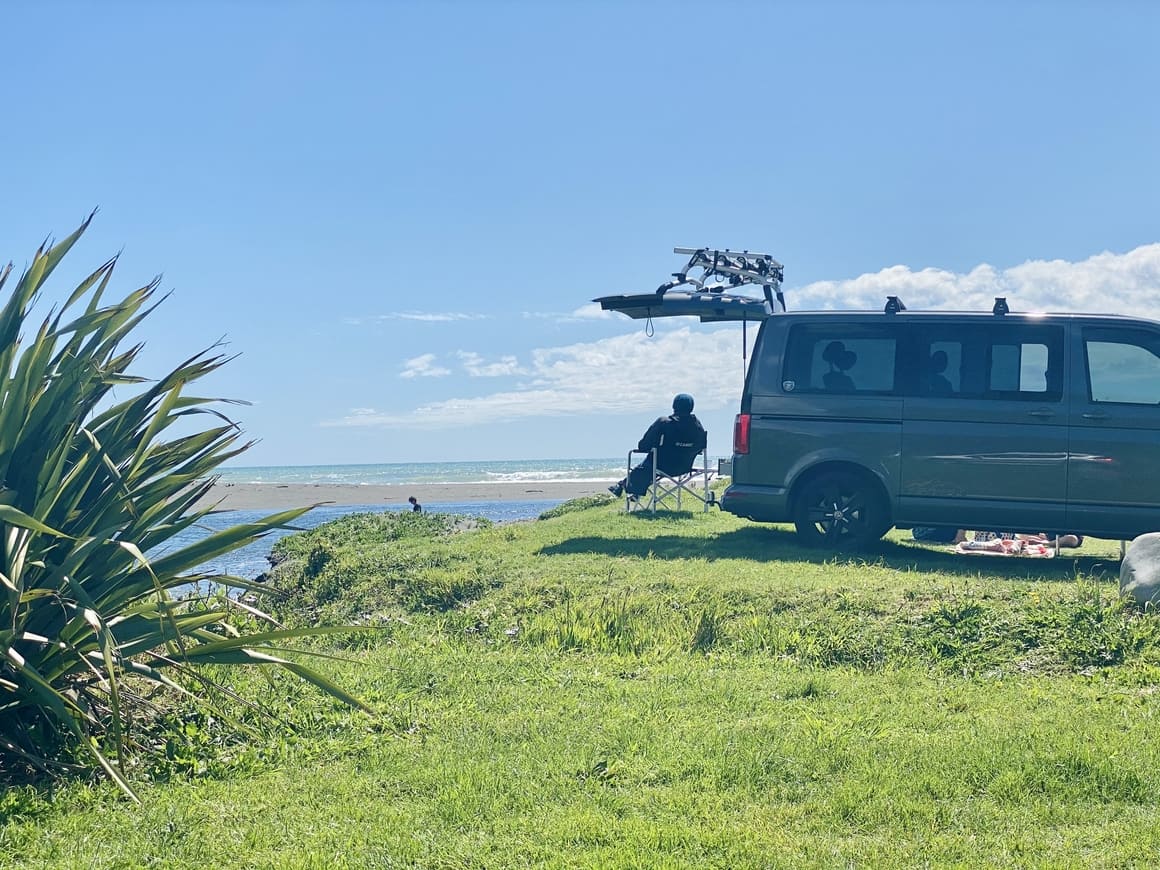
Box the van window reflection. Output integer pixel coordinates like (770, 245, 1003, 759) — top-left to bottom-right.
(1087, 340, 1160, 404)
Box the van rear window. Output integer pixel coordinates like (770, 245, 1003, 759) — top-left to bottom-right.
(782, 325, 900, 395)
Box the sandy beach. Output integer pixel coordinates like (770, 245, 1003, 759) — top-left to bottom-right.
(191, 481, 611, 512)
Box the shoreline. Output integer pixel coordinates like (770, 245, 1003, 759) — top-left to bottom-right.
(191, 481, 613, 512)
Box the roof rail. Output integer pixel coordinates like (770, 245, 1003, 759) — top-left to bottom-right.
(657, 247, 786, 311)
(993, 297, 1009, 316)
(884, 296, 906, 314)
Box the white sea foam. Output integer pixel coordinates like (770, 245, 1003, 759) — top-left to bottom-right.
(214, 458, 641, 487)
(482, 470, 621, 483)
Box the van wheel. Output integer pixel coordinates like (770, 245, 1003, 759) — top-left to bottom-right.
(793, 471, 886, 549)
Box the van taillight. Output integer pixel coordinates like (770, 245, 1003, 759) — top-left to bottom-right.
(733, 413, 750, 455)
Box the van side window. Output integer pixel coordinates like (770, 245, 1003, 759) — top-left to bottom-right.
(925, 342, 959, 395)
(1084, 328, 1160, 405)
(990, 342, 1048, 392)
(984, 326, 1064, 402)
(783, 325, 899, 394)
(909, 331, 965, 396)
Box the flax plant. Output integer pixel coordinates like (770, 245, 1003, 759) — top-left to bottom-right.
(0, 217, 363, 799)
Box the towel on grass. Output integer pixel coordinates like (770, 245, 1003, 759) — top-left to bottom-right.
(954, 538, 1055, 558)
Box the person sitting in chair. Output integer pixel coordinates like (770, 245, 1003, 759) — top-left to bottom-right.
(822, 341, 857, 392)
(609, 393, 708, 499)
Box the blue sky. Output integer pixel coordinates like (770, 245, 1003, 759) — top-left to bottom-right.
(3, 1, 1159, 466)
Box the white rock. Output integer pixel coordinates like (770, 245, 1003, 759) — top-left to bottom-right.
(1120, 533, 1160, 605)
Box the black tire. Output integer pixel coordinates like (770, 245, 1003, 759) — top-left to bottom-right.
(792, 471, 887, 549)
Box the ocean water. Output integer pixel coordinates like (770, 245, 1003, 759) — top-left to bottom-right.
(169, 499, 566, 588)
(214, 458, 628, 487)
(173, 459, 635, 585)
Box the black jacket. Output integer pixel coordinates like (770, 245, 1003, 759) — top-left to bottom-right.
(637, 412, 707, 475)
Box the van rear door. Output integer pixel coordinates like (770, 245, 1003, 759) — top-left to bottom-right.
(739, 319, 904, 517)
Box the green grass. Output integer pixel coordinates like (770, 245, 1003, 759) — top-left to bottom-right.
(3, 500, 1159, 868)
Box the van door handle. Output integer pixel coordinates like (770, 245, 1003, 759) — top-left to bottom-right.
(1082, 412, 1109, 420)
(1027, 409, 1054, 418)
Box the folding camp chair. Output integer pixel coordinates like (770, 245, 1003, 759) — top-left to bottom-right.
(624, 446, 716, 513)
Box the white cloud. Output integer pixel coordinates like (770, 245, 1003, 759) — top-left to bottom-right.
(520, 303, 616, 322)
(569, 302, 616, 320)
(397, 312, 488, 322)
(793, 243, 1160, 316)
(456, 351, 527, 377)
(330, 243, 1160, 429)
(347, 312, 490, 325)
(328, 325, 749, 428)
(399, 353, 451, 379)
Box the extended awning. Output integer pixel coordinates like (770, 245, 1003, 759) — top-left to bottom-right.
(592, 290, 772, 323)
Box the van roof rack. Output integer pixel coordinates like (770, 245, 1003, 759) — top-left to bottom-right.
(881, 295, 1013, 315)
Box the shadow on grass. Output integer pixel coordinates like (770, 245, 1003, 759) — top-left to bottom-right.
(539, 522, 1122, 583)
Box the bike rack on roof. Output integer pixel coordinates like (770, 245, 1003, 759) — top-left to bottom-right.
(593, 247, 784, 326)
(661, 247, 786, 311)
(593, 247, 784, 377)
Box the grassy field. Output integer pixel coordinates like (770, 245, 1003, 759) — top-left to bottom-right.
(3, 497, 1159, 868)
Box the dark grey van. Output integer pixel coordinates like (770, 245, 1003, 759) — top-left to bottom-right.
(720, 302, 1160, 548)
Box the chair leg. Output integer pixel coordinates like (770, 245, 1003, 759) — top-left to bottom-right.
(637, 447, 720, 512)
